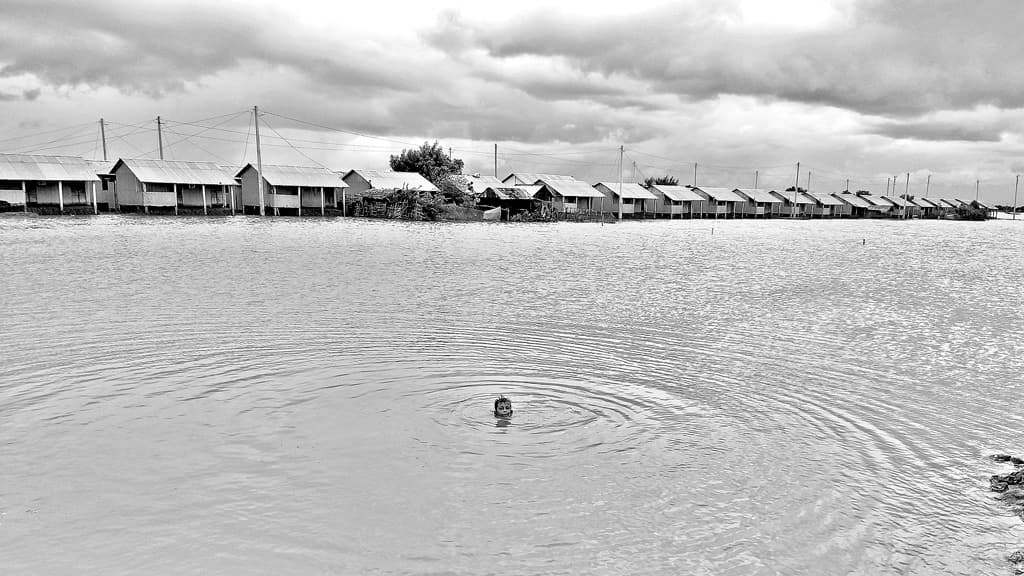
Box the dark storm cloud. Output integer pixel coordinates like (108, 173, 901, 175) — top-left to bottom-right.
(426, 0, 1024, 117)
(0, 0, 416, 96)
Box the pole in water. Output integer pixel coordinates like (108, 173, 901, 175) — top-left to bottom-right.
(862, 239, 865, 245)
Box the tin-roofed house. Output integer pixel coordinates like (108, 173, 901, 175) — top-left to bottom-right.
(593, 182, 657, 218)
(648, 184, 706, 218)
(0, 153, 102, 214)
(769, 189, 817, 217)
(734, 188, 783, 218)
(465, 174, 505, 205)
(804, 191, 849, 217)
(860, 195, 896, 217)
(910, 197, 940, 218)
(340, 169, 439, 215)
(886, 196, 918, 219)
(535, 180, 606, 214)
(110, 158, 238, 215)
(237, 163, 346, 216)
(692, 186, 747, 218)
(479, 185, 541, 217)
(834, 193, 873, 218)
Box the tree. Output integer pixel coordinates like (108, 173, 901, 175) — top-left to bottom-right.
(643, 175, 679, 187)
(784, 186, 807, 193)
(389, 141, 464, 191)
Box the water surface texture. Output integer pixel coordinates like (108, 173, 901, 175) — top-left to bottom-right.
(2, 216, 1023, 575)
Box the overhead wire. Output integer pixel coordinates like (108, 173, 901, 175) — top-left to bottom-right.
(259, 117, 329, 169)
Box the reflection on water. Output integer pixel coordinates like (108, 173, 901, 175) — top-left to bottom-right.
(1, 215, 1023, 575)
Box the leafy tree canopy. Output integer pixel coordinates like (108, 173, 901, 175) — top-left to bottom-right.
(389, 141, 464, 189)
(643, 175, 680, 187)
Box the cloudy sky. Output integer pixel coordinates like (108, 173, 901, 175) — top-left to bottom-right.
(2, 0, 1023, 202)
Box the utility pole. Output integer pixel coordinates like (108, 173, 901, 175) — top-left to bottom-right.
(792, 162, 800, 218)
(693, 162, 698, 187)
(885, 177, 890, 197)
(618, 145, 624, 220)
(493, 144, 497, 178)
(976, 179, 980, 201)
(99, 118, 108, 161)
(1014, 175, 1019, 220)
(157, 116, 164, 160)
(254, 105, 265, 216)
(845, 178, 849, 193)
(904, 173, 910, 219)
(632, 161, 637, 182)
(806, 171, 811, 193)
(754, 170, 759, 190)
(925, 174, 931, 197)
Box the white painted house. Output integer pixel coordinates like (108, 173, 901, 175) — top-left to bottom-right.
(593, 182, 657, 218)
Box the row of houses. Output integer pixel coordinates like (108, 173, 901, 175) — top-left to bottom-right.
(479, 173, 994, 219)
(0, 153, 994, 219)
(0, 153, 437, 216)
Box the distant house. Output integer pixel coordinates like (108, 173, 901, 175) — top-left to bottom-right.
(501, 173, 576, 186)
(886, 196, 919, 218)
(237, 163, 347, 216)
(804, 191, 848, 217)
(692, 186, 748, 218)
(734, 188, 783, 217)
(860, 195, 896, 216)
(769, 189, 817, 217)
(648, 184, 705, 218)
(479, 185, 541, 215)
(535, 179, 606, 212)
(341, 169, 438, 204)
(110, 158, 238, 214)
(833, 193, 873, 218)
(910, 197, 940, 218)
(0, 153, 102, 213)
(593, 182, 657, 217)
(465, 174, 504, 194)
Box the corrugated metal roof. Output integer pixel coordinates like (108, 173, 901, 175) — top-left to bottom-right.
(734, 188, 782, 203)
(835, 194, 873, 208)
(542, 180, 606, 198)
(769, 190, 816, 204)
(934, 198, 961, 208)
(887, 196, 914, 207)
(594, 182, 657, 200)
(804, 192, 845, 206)
(911, 197, 937, 208)
(483, 185, 539, 200)
(0, 153, 101, 181)
(238, 164, 347, 188)
(344, 169, 439, 192)
(861, 195, 895, 207)
(466, 175, 505, 192)
(502, 173, 576, 186)
(115, 158, 237, 185)
(693, 187, 747, 203)
(651, 185, 705, 202)
(89, 160, 116, 176)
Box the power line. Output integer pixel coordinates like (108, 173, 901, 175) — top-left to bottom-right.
(259, 117, 329, 169)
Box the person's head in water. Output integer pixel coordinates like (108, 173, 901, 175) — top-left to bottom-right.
(494, 396, 513, 418)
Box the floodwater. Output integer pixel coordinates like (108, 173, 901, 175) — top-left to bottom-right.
(1, 215, 1023, 575)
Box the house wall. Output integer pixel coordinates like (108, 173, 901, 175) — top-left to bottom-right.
(341, 173, 372, 202)
(114, 164, 143, 206)
(239, 167, 265, 208)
